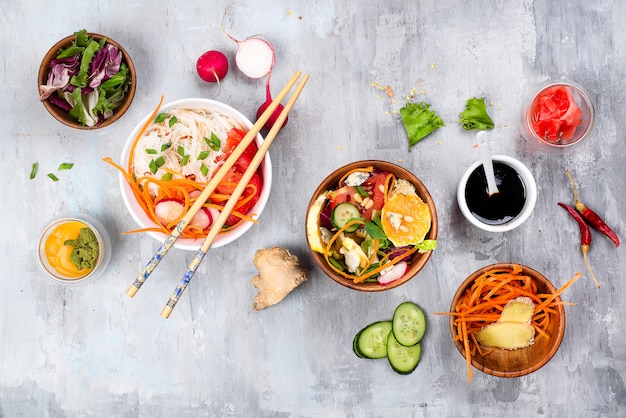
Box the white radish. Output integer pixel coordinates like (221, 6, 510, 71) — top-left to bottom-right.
(222, 4, 276, 79)
(377, 261, 408, 285)
(233, 37, 275, 79)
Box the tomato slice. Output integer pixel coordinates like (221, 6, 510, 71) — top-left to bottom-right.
(215, 127, 258, 170)
(362, 173, 387, 209)
(328, 186, 360, 212)
(223, 171, 262, 227)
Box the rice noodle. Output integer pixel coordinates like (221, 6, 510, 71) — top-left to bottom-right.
(131, 107, 243, 194)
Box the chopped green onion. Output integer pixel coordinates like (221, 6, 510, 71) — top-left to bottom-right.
(149, 157, 166, 174)
(58, 163, 74, 170)
(180, 154, 190, 167)
(162, 172, 173, 181)
(145, 148, 157, 155)
(200, 163, 209, 177)
(168, 116, 178, 128)
(47, 173, 59, 182)
(30, 163, 38, 179)
(205, 132, 221, 151)
(177, 145, 185, 157)
(197, 151, 210, 160)
(161, 142, 172, 152)
(155, 113, 168, 123)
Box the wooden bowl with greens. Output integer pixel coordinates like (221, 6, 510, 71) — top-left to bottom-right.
(37, 30, 136, 129)
(305, 160, 438, 292)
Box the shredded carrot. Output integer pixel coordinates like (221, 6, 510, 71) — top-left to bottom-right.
(102, 96, 262, 239)
(436, 266, 581, 383)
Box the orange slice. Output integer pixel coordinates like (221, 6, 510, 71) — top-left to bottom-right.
(381, 193, 431, 247)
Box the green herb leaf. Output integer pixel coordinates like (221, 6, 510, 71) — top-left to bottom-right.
(47, 173, 59, 182)
(30, 163, 38, 179)
(459, 97, 494, 131)
(161, 142, 172, 152)
(58, 163, 74, 170)
(365, 219, 391, 249)
(399, 102, 445, 149)
(200, 163, 209, 177)
(168, 116, 178, 128)
(145, 148, 157, 155)
(162, 172, 173, 181)
(180, 154, 190, 167)
(197, 151, 210, 160)
(355, 185, 369, 197)
(205, 132, 221, 151)
(155, 113, 169, 123)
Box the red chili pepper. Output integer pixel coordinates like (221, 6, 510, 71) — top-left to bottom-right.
(566, 169, 620, 247)
(558, 202, 600, 288)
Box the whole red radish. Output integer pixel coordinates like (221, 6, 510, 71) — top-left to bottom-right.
(196, 50, 229, 83)
(256, 74, 287, 131)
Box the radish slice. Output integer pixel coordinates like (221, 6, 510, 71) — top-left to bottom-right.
(222, 4, 275, 79)
(190, 207, 212, 230)
(155, 199, 185, 225)
(235, 37, 275, 79)
(377, 261, 408, 285)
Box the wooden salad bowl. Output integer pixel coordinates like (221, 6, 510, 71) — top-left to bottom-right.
(449, 263, 567, 378)
(38, 32, 136, 129)
(305, 160, 438, 292)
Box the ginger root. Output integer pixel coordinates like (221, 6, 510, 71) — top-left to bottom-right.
(251, 247, 309, 310)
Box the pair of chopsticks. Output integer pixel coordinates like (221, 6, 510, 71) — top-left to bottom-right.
(125, 71, 309, 318)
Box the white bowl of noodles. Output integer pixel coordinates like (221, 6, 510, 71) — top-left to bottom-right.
(118, 98, 272, 251)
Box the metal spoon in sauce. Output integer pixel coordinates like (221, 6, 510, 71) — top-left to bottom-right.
(476, 130, 500, 196)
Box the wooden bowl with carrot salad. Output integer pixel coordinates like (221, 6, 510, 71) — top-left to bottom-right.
(447, 263, 580, 381)
(305, 160, 438, 292)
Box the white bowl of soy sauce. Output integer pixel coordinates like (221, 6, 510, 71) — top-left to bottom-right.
(457, 155, 537, 232)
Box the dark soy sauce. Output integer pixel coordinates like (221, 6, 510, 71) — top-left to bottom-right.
(465, 162, 526, 225)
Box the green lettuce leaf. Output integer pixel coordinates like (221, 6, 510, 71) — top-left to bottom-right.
(70, 39, 102, 88)
(459, 97, 494, 131)
(399, 102, 445, 149)
(416, 239, 437, 253)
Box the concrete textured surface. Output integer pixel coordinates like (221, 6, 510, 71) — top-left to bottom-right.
(1, 0, 625, 416)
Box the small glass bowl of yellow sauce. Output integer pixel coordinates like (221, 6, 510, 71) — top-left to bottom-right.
(36, 214, 111, 285)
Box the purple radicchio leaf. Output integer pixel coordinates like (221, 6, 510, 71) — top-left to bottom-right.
(89, 44, 122, 89)
(39, 55, 80, 100)
(48, 94, 73, 112)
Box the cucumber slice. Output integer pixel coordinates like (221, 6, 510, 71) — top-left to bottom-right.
(355, 321, 392, 359)
(331, 202, 361, 232)
(392, 301, 426, 346)
(387, 332, 422, 374)
(352, 329, 365, 358)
